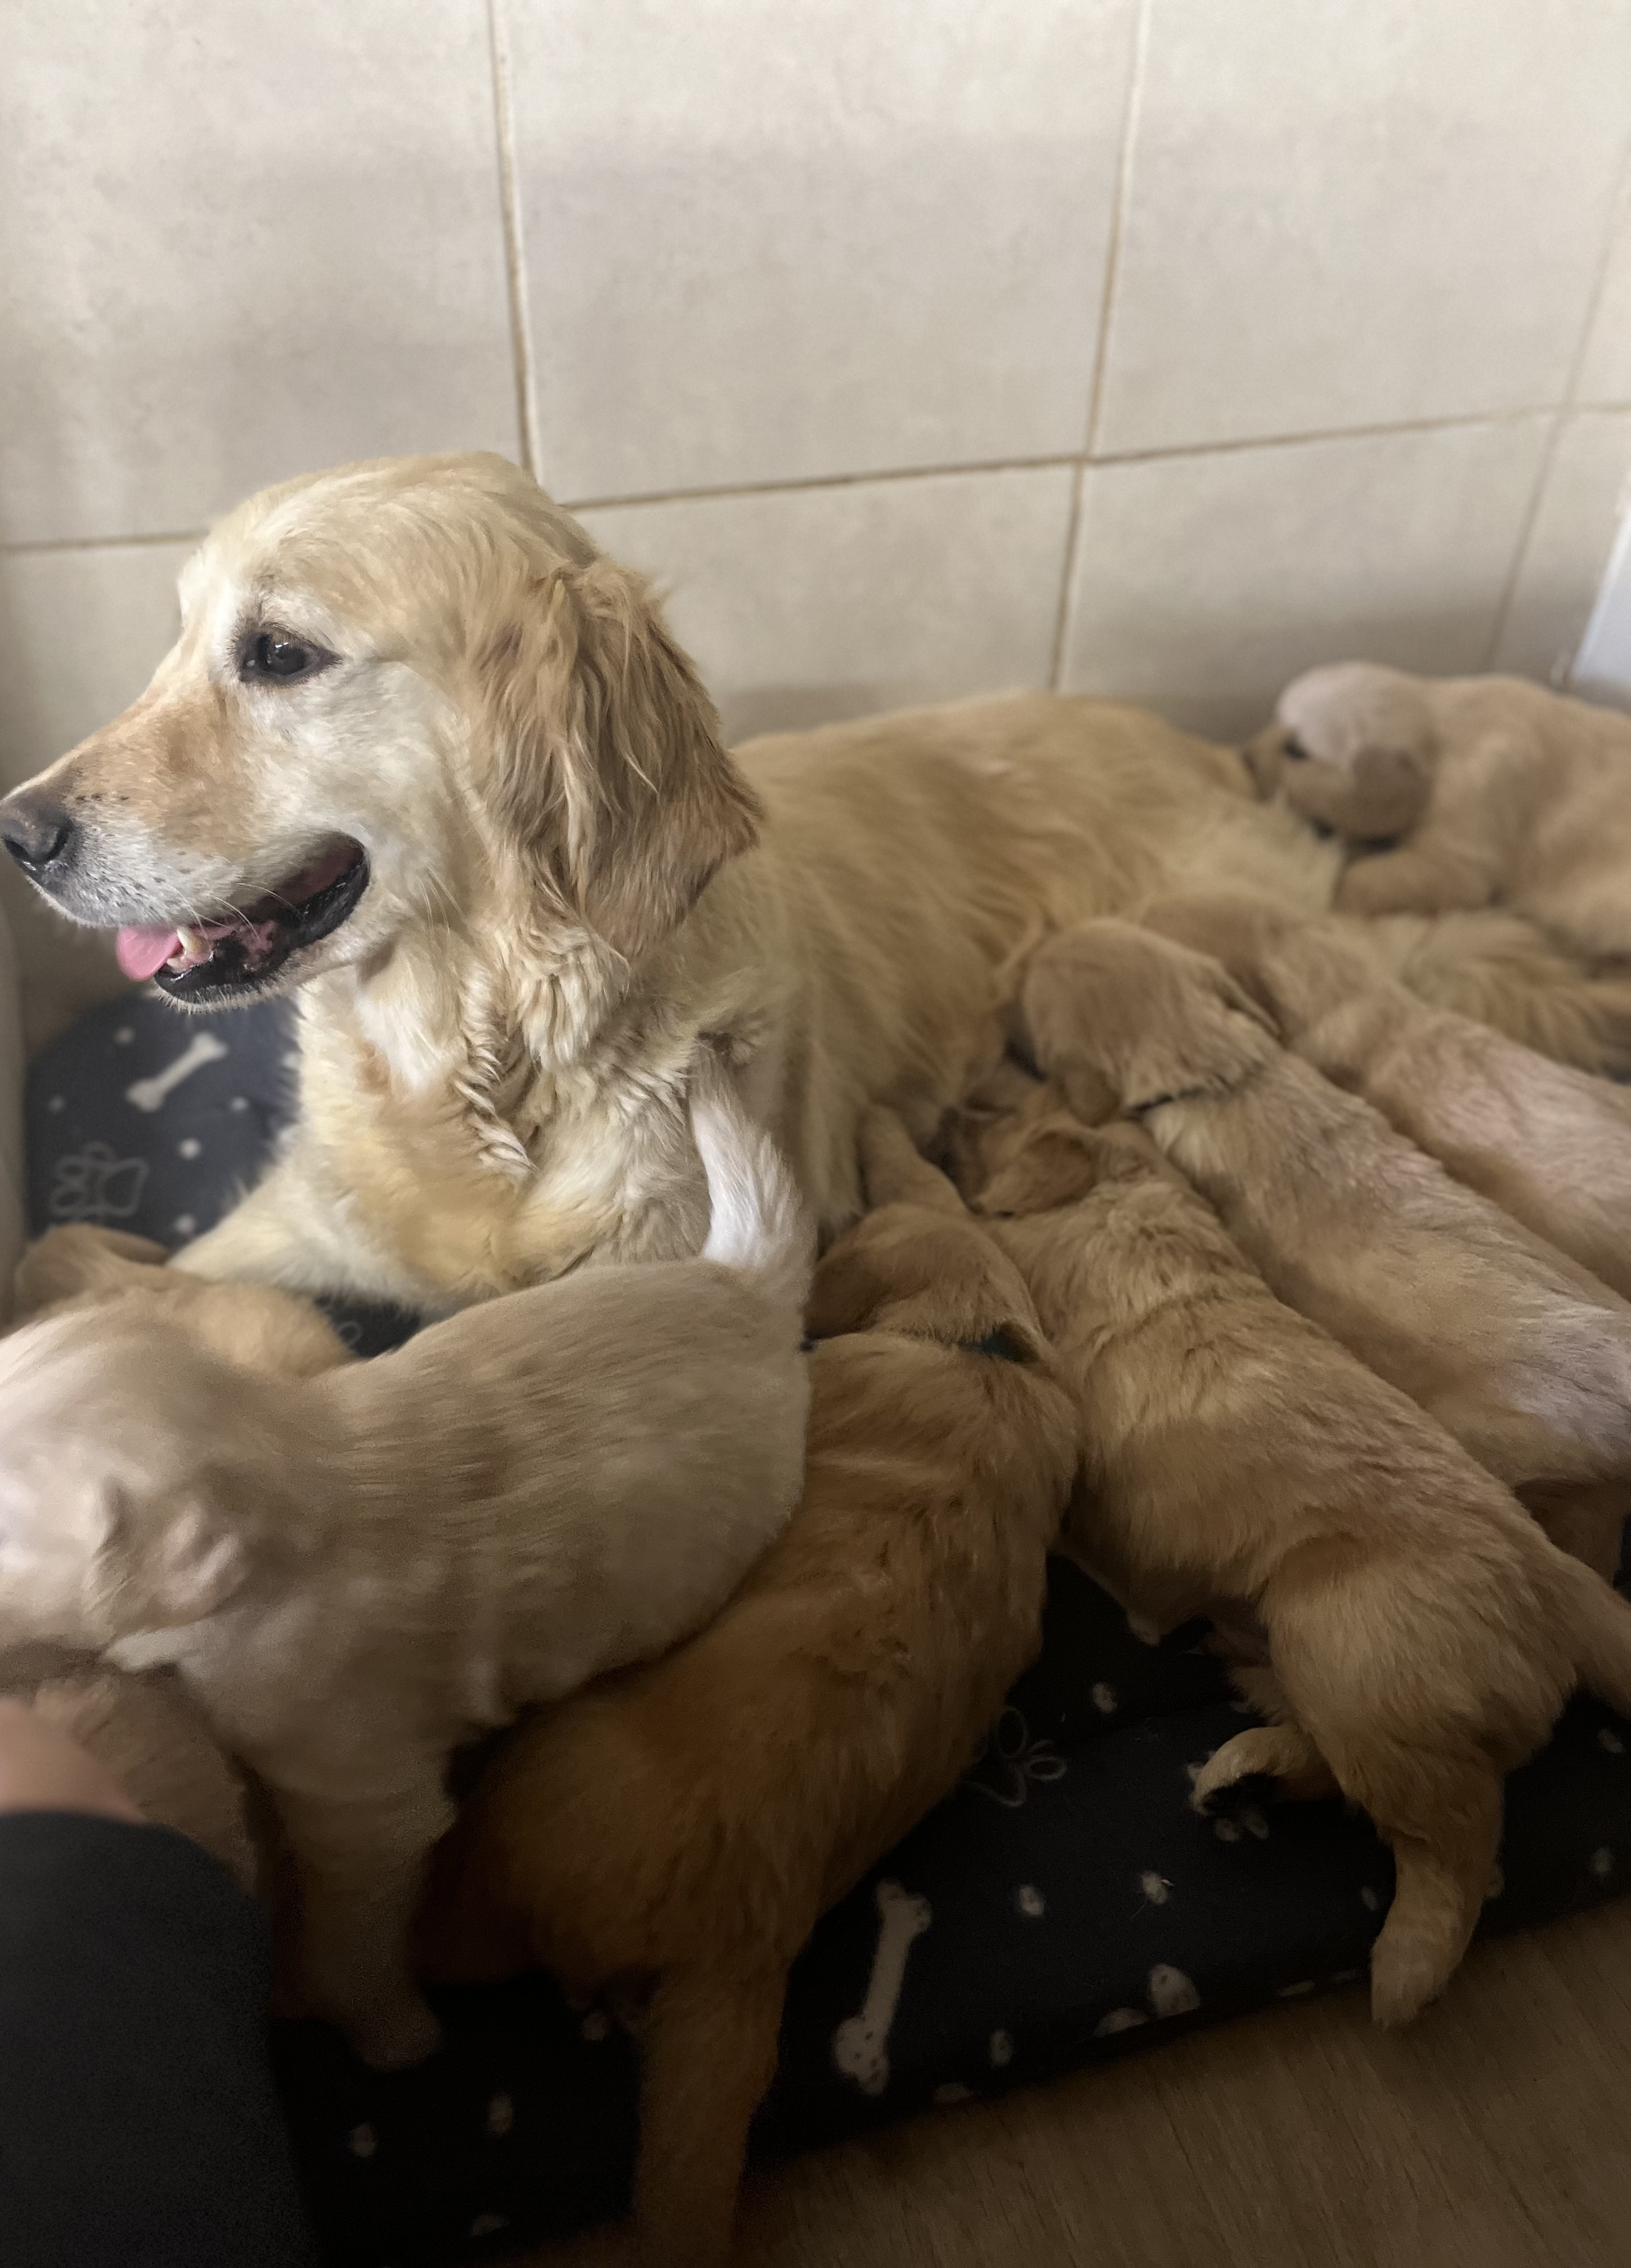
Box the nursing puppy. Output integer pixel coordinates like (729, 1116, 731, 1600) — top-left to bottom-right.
(1016, 923, 1631, 1577)
(6, 454, 1629, 1314)
(1245, 663, 1631, 955)
(966, 1101, 1631, 2027)
(0, 1052, 812, 2069)
(418, 1112, 1077, 2268)
(1142, 894, 1631, 1304)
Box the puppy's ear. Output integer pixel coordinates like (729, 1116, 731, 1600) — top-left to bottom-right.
(480, 560, 763, 962)
(14, 1227, 169, 1322)
(1239, 728, 1285, 798)
(101, 1486, 249, 1631)
(976, 1119, 1105, 1218)
(804, 1242, 890, 1340)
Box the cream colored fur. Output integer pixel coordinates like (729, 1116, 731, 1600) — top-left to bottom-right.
(1143, 894, 1631, 1305)
(1246, 662, 1631, 955)
(964, 1100, 1631, 2025)
(7, 456, 1631, 1310)
(0, 1052, 812, 2068)
(1015, 921, 1631, 1578)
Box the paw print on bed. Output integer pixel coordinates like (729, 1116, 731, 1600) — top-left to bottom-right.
(964, 1704, 1068, 1809)
(48, 1142, 149, 1225)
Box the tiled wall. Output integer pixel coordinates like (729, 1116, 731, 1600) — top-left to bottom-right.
(3, 1, 1631, 853)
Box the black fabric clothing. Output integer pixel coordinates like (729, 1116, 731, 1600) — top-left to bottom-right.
(0, 1811, 315, 2268)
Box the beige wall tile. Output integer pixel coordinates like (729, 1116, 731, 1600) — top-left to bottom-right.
(509, 0, 1136, 500)
(581, 467, 1076, 744)
(0, 0, 519, 545)
(1096, 0, 1631, 456)
(1578, 175, 1631, 408)
(0, 543, 191, 790)
(1059, 419, 1549, 741)
(1495, 411, 1631, 683)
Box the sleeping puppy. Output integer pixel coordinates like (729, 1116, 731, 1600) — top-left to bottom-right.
(1141, 893, 1631, 1304)
(12, 1223, 357, 1377)
(0, 1050, 812, 2070)
(418, 1112, 1077, 2268)
(1244, 663, 1631, 956)
(966, 1101, 1631, 2028)
(1016, 921, 1631, 1580)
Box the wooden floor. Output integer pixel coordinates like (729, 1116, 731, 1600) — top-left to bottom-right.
(524, 1899, 1631, 2267)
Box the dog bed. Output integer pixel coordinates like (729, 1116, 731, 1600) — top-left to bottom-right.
(26, 992, 1631, 2267)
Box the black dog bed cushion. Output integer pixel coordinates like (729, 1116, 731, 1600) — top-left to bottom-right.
(26, 992, 1631, 2266)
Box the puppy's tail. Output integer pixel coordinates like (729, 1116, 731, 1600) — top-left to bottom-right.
(692, 1048, 815, 1309)
(1565, 1557, 1631, 1720)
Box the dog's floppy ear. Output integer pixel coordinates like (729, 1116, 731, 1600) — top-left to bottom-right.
(1240, 727, 1285, 798)
(480, 559, 763, 963)
(98, 1483, 249, 1631)
(976, 1118, 1106, 1218)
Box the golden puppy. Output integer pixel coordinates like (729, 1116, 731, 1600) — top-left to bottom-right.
(418, 1112, 1077, 2267)
(0, 1054, 813, 2071)
(1245, 662, 1631, 955)
(1016, 921, 1631, 1579)
(1142, 893, 1631, 1303)
(968, 1101, 1631, 2026)
(5, 454, 1628, 1313)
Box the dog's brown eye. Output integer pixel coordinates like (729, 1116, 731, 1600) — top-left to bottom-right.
(1283, 735, 1311, 762)
(240, 629, 331, 684)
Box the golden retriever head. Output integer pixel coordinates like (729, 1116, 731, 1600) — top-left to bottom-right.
(0, 454, 761, 1009)
(1243, 662, 1435, 842)
(1019, 919, 1279, 1119)
(805, 1108, 1051, 1365)
(12, 1225, 353, 1378)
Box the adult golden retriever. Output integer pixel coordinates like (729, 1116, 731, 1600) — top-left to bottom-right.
(2, 453, 1626, 1309)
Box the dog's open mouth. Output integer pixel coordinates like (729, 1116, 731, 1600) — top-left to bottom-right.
(115, 840, 370, 1004)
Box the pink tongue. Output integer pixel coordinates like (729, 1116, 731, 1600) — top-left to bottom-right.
(116, 926, 182, 982)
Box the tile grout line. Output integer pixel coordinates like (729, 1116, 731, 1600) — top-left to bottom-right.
(10, 406, 1628, 561)
(1050, 0, 1150, 691)
(485, 0, 543, 483)
(1481, 132, 1631, 677)
(564, 408, 1573, 511)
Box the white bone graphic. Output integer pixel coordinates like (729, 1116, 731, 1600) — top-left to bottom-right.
(832, 1878, 931, 2096)
(125, 1034, 228, 1113)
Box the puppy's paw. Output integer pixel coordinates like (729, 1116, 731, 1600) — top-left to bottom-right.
(1368, 1933, 1450, 2030)
(1190, 1726, 1337, 1814)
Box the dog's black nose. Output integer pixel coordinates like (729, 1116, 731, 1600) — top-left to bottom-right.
(0, 793, 76, 875)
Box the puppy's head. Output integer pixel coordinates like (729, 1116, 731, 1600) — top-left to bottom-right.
(975, 1113, 1170, 1219)
(1020, 920, 1279, 1116)
(13, 1227, 353, 1377)
(805, 1108, 1051, 1365)
(0, 453, 760, 1006)
(1140, 893, 1386, 1035)
(0, 1310, 307, 1651)
(1245, 663, 1435, 842)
